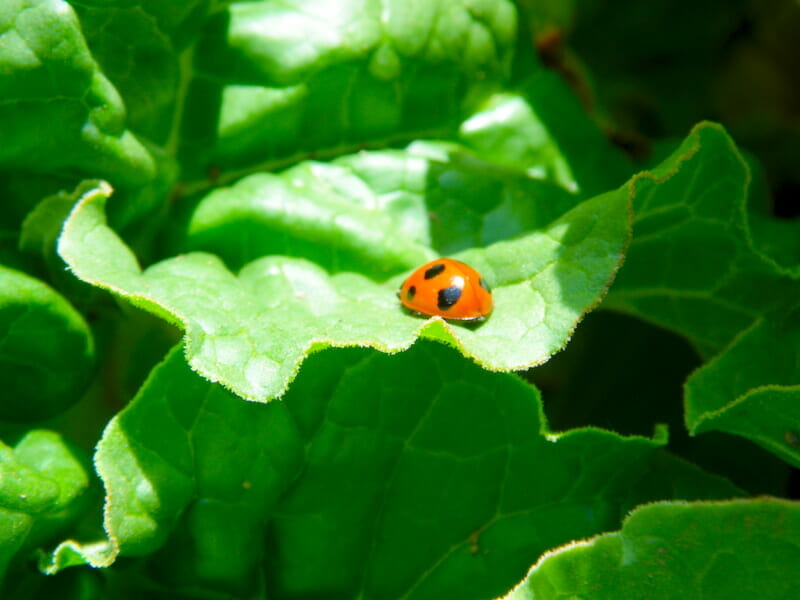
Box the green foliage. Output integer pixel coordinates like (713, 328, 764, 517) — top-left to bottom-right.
(0, 431, 90, 583)
(1, 0, 798, 598)
(604, 123, 800, 358)
(505, 498, 800, 600)
(183, 0, 517, 177)
(685, 314, 800, 468)
(0, 267, 94, 421)
(50, 343, 740, 597)
(0, 0, 154, 185)
(58, 175, 628, 400)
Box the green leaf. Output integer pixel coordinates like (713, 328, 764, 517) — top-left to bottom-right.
(58, 177, 629, 401)
(42, 342, 305, 579)
(517, 70, 634, 197)
(18, 190, 86, 297)
(0, 0, 155, 188)
(458, 91, 580, 193)
(0, 171, 79, 236)
(19, 193, 75, 262)
(89, 345, 304, 582)
(605, 121, 800, 357)
(4, 0, 800, 597)
(599, 122, 800, 472)
(181, 0, 518, 176)
(746, 156, 800, 275)
(685, 314, 800, 468)
(338, 141, 580, 255)
(77, 342, 739, 596)
(179, 156, 434, 278)
(0, 266, 94, 422)
(505, 498, 800, 600)
(454, 59, 632, 199)
(0, 430, 89, 585)
(178, 143, 578, 275)
(69, 0, 210, 144)
(531, 310, 793, 496)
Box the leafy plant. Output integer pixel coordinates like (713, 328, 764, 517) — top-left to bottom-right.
(1, 0, 798, 598)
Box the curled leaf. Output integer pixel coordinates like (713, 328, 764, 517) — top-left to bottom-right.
(58, 178, 629, 401)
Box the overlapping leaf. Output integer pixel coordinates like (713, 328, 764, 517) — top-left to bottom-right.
(178, 156, 435, 278)
(505, 498, 800, 600)
(0, 0, 155, 188)
(2, 0, 797, 597)
(58, 173, 629, 401)
(605, 122, 800, 357)
(598, 122, 800, 467)
(51, 342, 740, 597)
(0, 431, 90, 585)
(458, 91, 580, 193)
(181, 0, 518, 176)
(454, 69, 634, 218)
(0, 266, 94, 422)
(69, 0, 210, 143)
(178, 141, 578, 275)
(527, 310, 793, 497)
(686, 313, 800, 468)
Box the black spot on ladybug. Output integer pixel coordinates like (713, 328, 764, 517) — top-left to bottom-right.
(437, 286, 462, 310)
(424, 263, 446, 279)
(479, 278, 491, 292)
(406, 285, 416, 300)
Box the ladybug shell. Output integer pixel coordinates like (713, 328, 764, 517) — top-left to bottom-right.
(398, 259, 493, 321)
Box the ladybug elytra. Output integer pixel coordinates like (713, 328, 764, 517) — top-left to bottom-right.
(398, 258, 493, 321)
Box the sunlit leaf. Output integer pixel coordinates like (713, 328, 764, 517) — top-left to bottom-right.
(505, 498, 800, 600)
(59, 178, 629, 400)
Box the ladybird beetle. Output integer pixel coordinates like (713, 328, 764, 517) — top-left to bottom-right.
(398, 258, 493, 321)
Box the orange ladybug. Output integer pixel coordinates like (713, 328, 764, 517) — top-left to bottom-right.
(398, 258, 493, 321)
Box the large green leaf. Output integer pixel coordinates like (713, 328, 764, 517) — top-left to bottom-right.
(178, 155, 435, 278)
(58, 176, 629, 401)
(18, 189, 95, 302)
(747, 155, 800, 275)
(515, 70, 633, 197)
(685, 313, 800, 468)
(530, 310, 793, 497)
(336, 141, 580, 255)
(598, 122, 800, 470)
(69, 0, 210, 144)
(458, 91, 580, 194)
(0, 0, 174, 234)
(0, 266, 94, 422)
(0, 431, 89, 586)
(0, 0, 155, 188)
(605, 122, 800, 357)
(505, 498, 800, 600)
(50, 342, 740, 597)
(181, 0, 518, 177)
(177, 142, 578, 275)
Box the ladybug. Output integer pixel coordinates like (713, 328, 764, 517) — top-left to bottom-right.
(398, 258, 493, 321)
